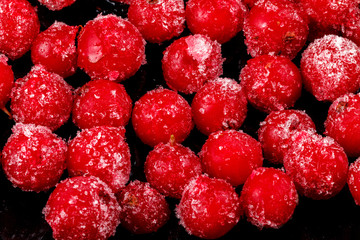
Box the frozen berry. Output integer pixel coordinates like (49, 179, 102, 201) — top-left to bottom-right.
(31, 21, 79, 78)
(43, 176, 121, 240)
(341, 9, 360, 49)
(77, 14, 146, 82)
(67, 126, 130, 193)
(200, 130, 263, 186)
(0, 55, 14, 109)
(243, 0, 308, 59)
(301, 35, 360, 102)
(10, 65, 73, 131)
(128, 0, 185, 43)
(162, 34, 224, 94)
(118, 180, 170, 234)
(144, 139, 202, 199)
(241, 167, 298, 229)
(324, 93, 360, 157)
(283, 130, 349, 200)
(191, 78, 248, 136)
(37, 0, 77, 11)
(240, 55, 302, 113)
(0, 0, 40, 60)
(258, 109, 316, 164)
(185, 0, 247, 44)
(176, 175, 241, 239)
(1, 123, 67, 192)
(132, 87, 193, 147)
(348, 158, 360, 205)
(72, 79, 132, 129)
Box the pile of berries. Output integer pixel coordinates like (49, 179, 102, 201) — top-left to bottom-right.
(1, 0, 360, 239)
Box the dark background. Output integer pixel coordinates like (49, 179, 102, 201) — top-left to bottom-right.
(1, 0, 360, 239)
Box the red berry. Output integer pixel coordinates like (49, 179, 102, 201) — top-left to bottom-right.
(1, 123, 67, 192)
(77, 14, 146, 82)
(348, 158, 360, 205)
(132, 87, 193, 147)
(301, 35, 360, 102)
(43, 176, 121, 240)
(31, 21, 79, 78)
(118, 180, 170, 234)
(191, 77, 248, 136)
(37, 0, 77, 11)
(72, 79, 132, 129)
(0, 0, 40, 60)
(241, 167, 298, 229)
(240, 55, 302, 113)
(324, 93, 360, 157)
(341, 8, 360, 48)
(200, 130, 263, 186)
(185, 0, 247, 44)
(0, 55, 14, 109)
(162, 34, 224, 94)
(128, 0, 185, 43)
(283, 130, 349, 200)
(176, 175, 241, 239)
(258, 109, 316, 164)
(243, 0, 308, 59)
(144, 140, 202, 199)
(67, 126, 130, 193)
(10, 65, 73, 131)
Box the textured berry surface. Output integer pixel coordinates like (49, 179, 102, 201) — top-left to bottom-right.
(176, 175, 241, 239)
(72, 79, 132, 129)
(1, 123, 67, 192)
(10, 65, 73, 131)
(43, 176, 121, 240)
(348, 158, 360, 205)
(118, 181, 170, 234)
(283, 131, 349, 200)
(258, 109, 316, 164)
(31, 21, 79, 78)
(77, 14, 146, 82)
(241, 167, 298, 229)
(144, 141, 202, 199)
(37, 0, 77, 11)
(192, 78, 248, 136)
(162, 34, 224, 94)
(0, 55, 14, 109)
(132, 87, 193, 147)
(67, 126, 130, 193)
(200, 130, 263, 186)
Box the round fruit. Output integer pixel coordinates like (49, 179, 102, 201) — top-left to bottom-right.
(0, 54, 14, 109)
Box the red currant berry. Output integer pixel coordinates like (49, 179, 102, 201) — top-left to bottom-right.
(0, 55, 14, 109)
(37, 0, 77, 11)
(348, 158, 360, 205)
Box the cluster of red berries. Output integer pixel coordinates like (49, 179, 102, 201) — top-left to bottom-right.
(1, 0, 360, 239)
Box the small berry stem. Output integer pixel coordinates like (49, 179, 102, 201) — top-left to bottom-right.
(1, 107, 12, 119)
(169, 134, 176, 146)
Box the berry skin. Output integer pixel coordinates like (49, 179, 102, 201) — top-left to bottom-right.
(128, 0, 185, 43)
(243, 0, 308, 59)
(162, 34, 224, 94)
(199, 130, 263, 186)
(118, 181, 171, 234)
(241, 167, 298, 229)
(176, 175, 241, 239)
(0, 0, 40, 60)
(0, 55, 14, 109)
(1, 123, 67, 192)
(10, 65, 73, 131)
(37, 0, 77, 11)
(144, 140, 202, 199)
(77, 14, 146, 82)
(240, 55, 302, 113)
(67, 126, 130, 193)
(43, 176, 121, 240)
(283, 130, 349, 200)
(72, 79, 132, 129)
(31, 21, 79, 78)
(301, 35, 360, 102)
(258, 109, 316, 164)
(132, 87, 193, 147)
(348, 158, 360, 205)
(191, 78, 248, 136)
(185, 0, 247, 44)
(324, 93, 360, 158)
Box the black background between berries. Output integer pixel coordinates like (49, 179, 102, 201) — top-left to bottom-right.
(1, 0, 360, 239)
